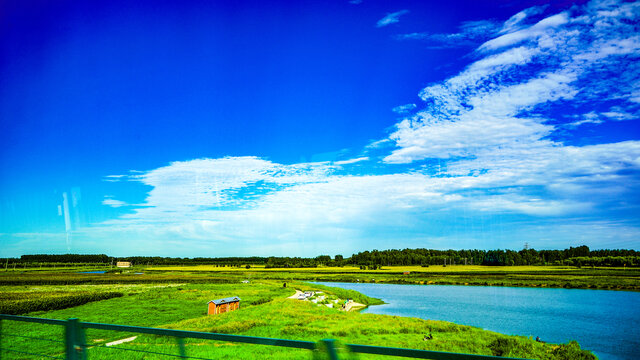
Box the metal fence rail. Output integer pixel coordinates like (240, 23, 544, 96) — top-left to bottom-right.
(0, 314, 529, 360)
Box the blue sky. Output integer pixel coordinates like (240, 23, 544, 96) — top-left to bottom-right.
(1, 0, 639, 257)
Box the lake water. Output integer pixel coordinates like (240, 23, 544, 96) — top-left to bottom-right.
(76, 271, 107, 274)
(315, 282, 640, 360)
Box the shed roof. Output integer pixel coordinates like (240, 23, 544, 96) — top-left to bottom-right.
(208, 296, 241, 305)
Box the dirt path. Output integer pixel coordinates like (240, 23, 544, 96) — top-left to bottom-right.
(344, 301, 366, 311)
(105, 336, 138, 347)
(287, 289, 303, 299)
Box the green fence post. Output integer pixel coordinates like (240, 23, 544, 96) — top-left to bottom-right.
(177, 337, 186, 358)
(322, 339, 340, 360)
(65, 318, 86, 360)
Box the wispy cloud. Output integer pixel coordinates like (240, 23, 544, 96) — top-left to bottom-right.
(334, 157, 369, 165)
(564, 107, 637, 128)
(386, 0, 640, 163)
(104, 175, 126, 182)
(564, 112, 603, 128)
(499, 5, 548, 34)
(376, 10, 409, 28)
(396, 20, 501, 48)
(102, 197, 128, 208)
(392, 104, 416, 114)
(478, 12, 569, 52)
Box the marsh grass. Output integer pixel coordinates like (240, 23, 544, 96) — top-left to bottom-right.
(95, 298, 594, 360)
(148, 265, 585, 273)
(2, 265, 638, 290)
(0, 278, 598, 359)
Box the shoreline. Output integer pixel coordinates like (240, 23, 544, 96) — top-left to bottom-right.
(312, 281, 637, 360)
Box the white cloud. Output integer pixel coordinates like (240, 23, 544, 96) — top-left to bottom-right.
(392, 104, 416, 114)
(376, 10, 409, 28)
(104, 175, 126, 182)
(565, 107, 637, 128)
(396, 20, 500, 48)
(601, 110, 636, 121)
(565, 112, 604, 127)
(335, 157, 369, 165)
(479, 12, 569, 52)
(386, 0, 639, 164)
(102, 198, 127, 208)
(365, 138, 392, 149)
(499, 5, 547, 34)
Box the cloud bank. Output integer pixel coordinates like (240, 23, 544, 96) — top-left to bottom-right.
(377, 10, 410, 28)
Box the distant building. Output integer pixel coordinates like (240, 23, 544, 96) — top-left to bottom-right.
(242, 280, 250, 284)
(116, 262, 131, 268)
(403, 271, 410, 275)
(208, 296, 241, 315)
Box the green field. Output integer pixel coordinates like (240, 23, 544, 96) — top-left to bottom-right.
(147, 265, 600, 272)
(4, 263, 640, 291)
(0, 269, 600, 360)
(143, 264, 640, 291)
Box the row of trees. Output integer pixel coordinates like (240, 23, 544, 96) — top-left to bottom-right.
(15, 254, 269, 266)
(350, 246, 639, 267)
(6, 246, 639, 268)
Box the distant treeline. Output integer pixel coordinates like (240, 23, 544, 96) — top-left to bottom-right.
(3, 246, 639, 268)
(350, 247, 640, 267)
(13, 254, 268, 266)
(18, 254, 111, 263)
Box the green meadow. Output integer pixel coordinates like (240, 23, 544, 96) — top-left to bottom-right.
(4, 264, 639, 291)
(0, 271, 598, 360)
(142, 264, 640, 291)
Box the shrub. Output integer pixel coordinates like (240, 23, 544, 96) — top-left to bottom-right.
(246, 296, 272, 306)
(0, 291, 123, 314)
(551, 340, 597, 360)
(489, 338, 518, 356)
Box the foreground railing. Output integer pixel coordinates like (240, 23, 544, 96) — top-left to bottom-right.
(0, 314, 529, 360)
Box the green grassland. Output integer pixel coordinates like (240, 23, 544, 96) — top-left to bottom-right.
(147, 265, 588, 272)
(145, 265, 640, 290)
(0, 275, 596, 360)
(3, 264, 638, 290)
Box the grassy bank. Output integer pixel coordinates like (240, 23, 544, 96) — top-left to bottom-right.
(0, 279, 596, 359)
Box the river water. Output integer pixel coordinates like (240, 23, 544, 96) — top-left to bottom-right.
(314, 282, 640, 360)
